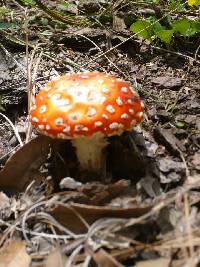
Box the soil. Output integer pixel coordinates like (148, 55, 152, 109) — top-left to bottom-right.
(0, 1, 200, 266)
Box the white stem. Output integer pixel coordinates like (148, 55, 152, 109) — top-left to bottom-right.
(71, 133, 108, 174)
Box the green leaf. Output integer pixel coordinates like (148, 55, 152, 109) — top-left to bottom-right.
(41, 18, 49, 26)
(156, 29, 174, 44)
(176, 121, 185, 129)
(152, 21, 164, 33)
(22, 0, 35, 5)
(168, 0, 184, 11)
(147, 16, 164, 33)
(99, 15, 113, 24)
(191, 20, 200, 32)
(0, 22, 17, 29)
(57, 1, 76, 11)
(172, 19, 192, 37)
(15, 0, 35, 5)
(130, 20, 154, 39)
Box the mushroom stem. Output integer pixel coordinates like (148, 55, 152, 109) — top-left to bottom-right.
(71, 133, 108, 174)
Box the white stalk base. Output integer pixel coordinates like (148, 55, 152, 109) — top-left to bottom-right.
(71, 133, 108, 174)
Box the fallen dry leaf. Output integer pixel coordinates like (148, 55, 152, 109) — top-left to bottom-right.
(0, 136, 52, 191)
(93, 249, 123, 267)
(51, 202, 152, 234)
(190, 153, 200, 171)
(0, 240, 31, 267)
(44, 248, 65, 267)
(154, 126, 185, 156)
(134, 258, 170, 267)
(152, 76, 183, 89)
(79, 179, 130, 206)
(158, 157, 185, 183)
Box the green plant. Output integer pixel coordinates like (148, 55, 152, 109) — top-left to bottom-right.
(175, 121, 185, 129)
(130, 1, 200, 45)
(14, 0, 36, 6)
(130, 17, 200, 44)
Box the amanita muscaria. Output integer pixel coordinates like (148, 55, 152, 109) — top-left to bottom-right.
(30, 72, 144, 175)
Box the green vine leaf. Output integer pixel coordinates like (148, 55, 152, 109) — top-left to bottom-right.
(172, 19, 200, 37)
(156, 29, 174, 44)
(172, 19, 191, 36)
(130, 20, 154, 39)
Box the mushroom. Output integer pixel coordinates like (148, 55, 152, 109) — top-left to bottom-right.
(30, 72, 144, 176)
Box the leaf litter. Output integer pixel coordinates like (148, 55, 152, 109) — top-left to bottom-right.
(0, 0, 200, 266)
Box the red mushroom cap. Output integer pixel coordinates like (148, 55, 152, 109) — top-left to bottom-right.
(30, 72, 144, 139)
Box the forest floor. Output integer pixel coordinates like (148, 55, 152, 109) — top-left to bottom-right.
(0, 1, 200, 266)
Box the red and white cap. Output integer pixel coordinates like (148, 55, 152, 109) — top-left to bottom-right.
(30, 72, 144, 139)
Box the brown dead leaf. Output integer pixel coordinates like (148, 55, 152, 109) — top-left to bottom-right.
(0, 240, 31, 267)
(93, 249, 123, 267)
(158, 157, 185, 183)
(51, 202, 152, 234)
(134, 258, 171, 267)
(80, 179, 130, 206)
(154, 126, 185, 156)
(190, 153, 200, 171)
(152, 76, 183, 89)
(0, 136, 52, 191)
(112, 247, 138, 262)
(44, 248, 65, 267)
